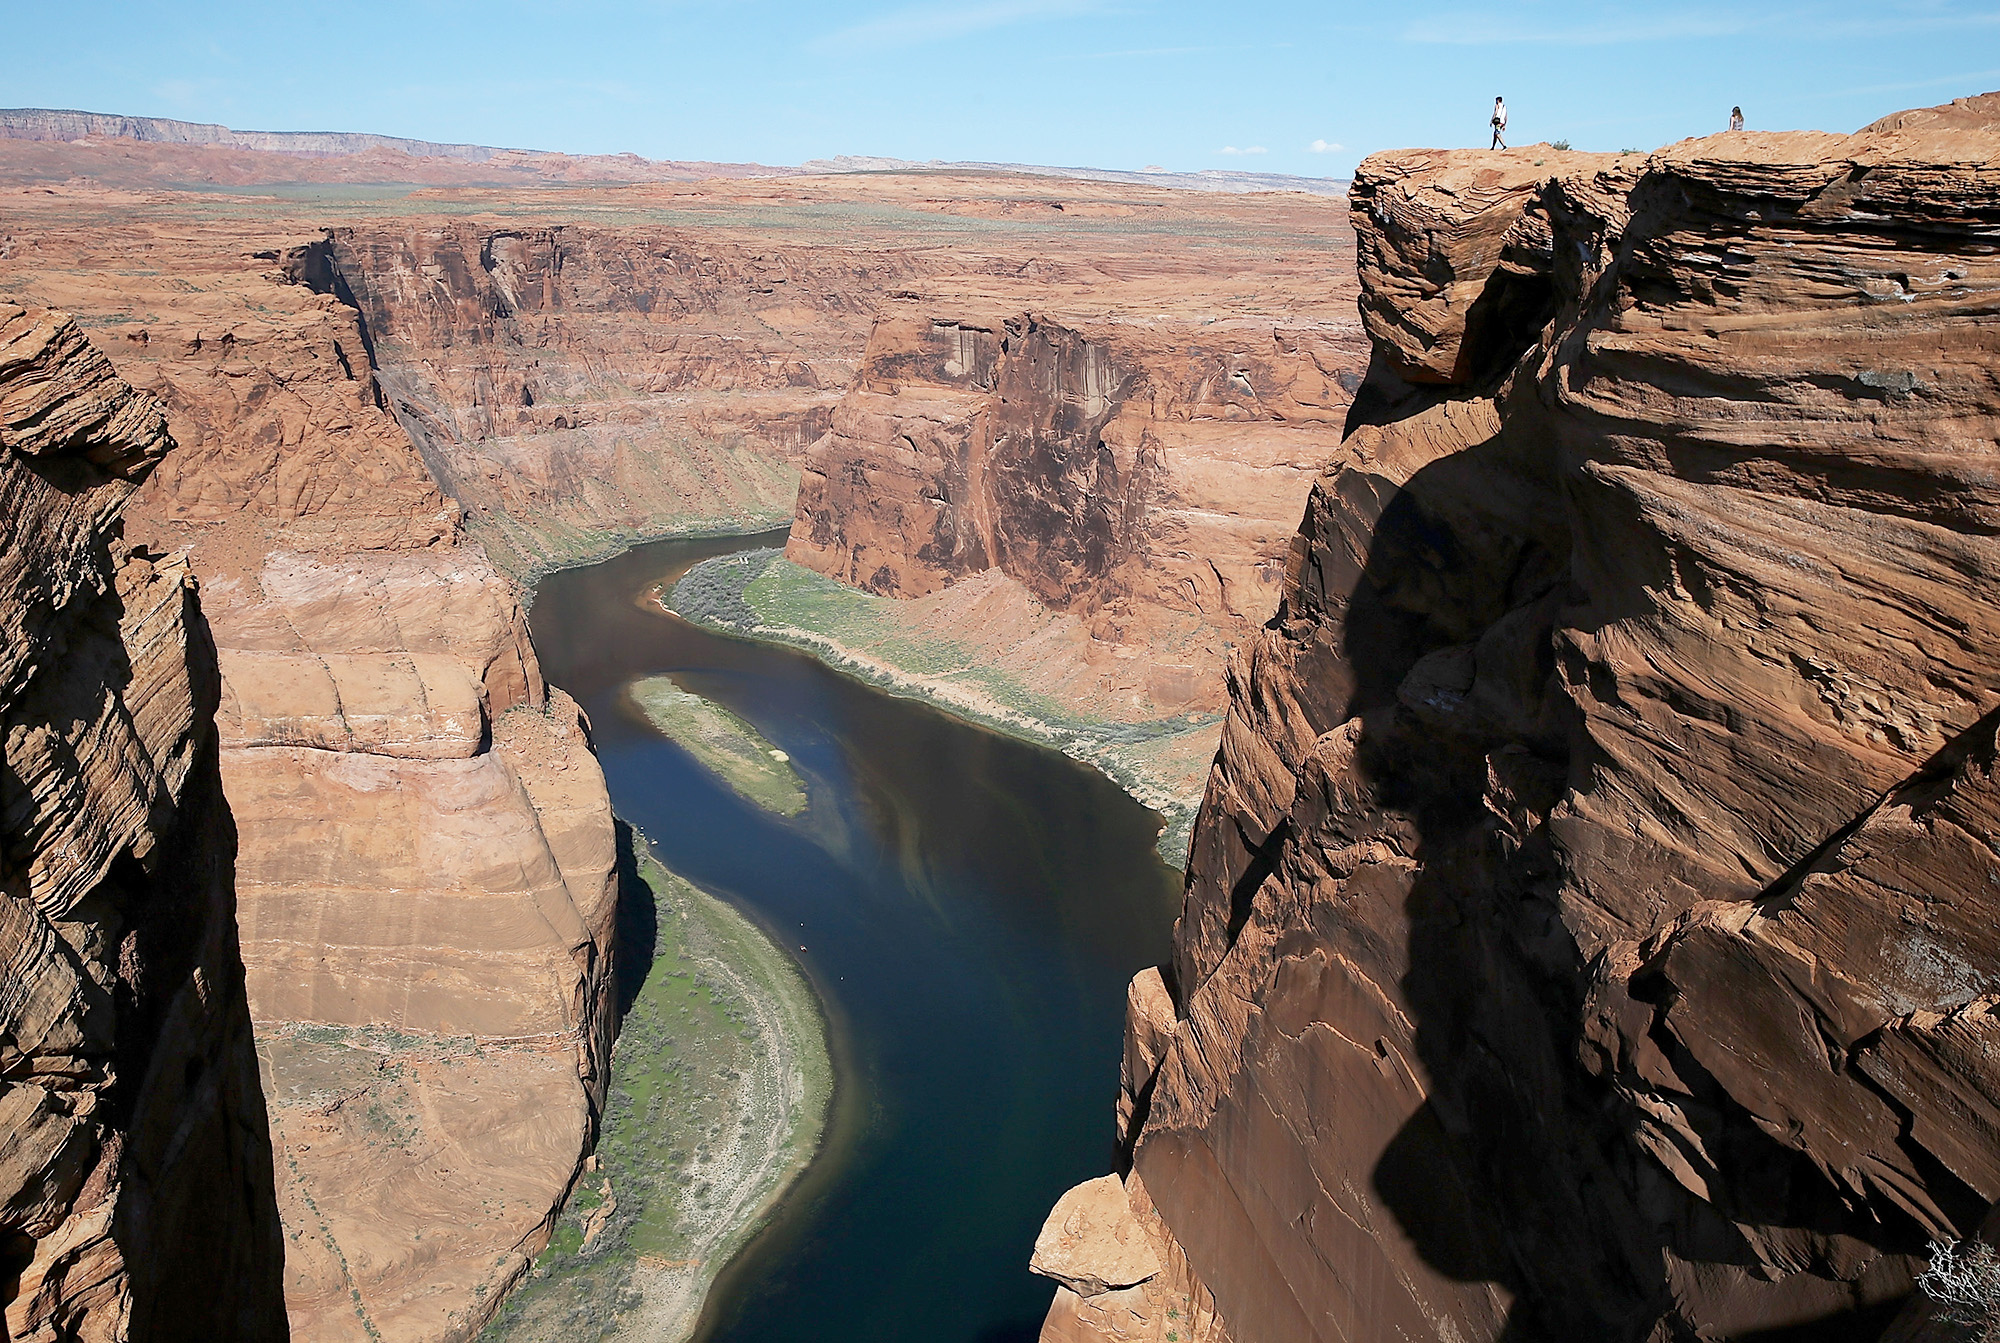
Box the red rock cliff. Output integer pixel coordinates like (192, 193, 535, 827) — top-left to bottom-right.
(319, 223, 921, 573)
(1043, 101, 2000, 1342)
(0, 216, 619, 1343)
(789, 311, 1363, 714)
(0, 305, 287, 1340)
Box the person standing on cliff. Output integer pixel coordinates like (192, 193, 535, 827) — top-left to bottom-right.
(1491, 96, 1508, 148)
(1730, 106, 1745, 131)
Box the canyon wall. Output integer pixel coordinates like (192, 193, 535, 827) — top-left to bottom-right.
(1045, 105, 2000, 1341)
(0, 305, 287, 1339)
(0, 219, 618, 1342)
(3, 167, 1360, 1338)
(310, 192, 1366, 817)
(320, 224, 923, 574)
(789, 310, 1366, 715)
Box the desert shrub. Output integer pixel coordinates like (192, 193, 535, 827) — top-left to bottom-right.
(667, 550, 777, 630)
(1920, 1239, 2000, 1339)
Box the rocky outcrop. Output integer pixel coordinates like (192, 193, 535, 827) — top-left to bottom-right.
(789, 310, 1367, 715)
(1035, 1172, 1230, 1343)
(1032, 1174, 1162, 1298)
(0, 305, 287, 1339)
(1, 218, 618, 1342)
(1349, 148, 1606, 386)
(1049, 107, 2000, 1341)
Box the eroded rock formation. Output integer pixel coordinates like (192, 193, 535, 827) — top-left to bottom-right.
(789, 310, 1366, 715)
(0, 305, 286, 1339)
(319, 224, 919, 573)
(1046, 108, 2000, 1342)
(1, 220, 617, 1342)
(1, 162, 1366, 1339)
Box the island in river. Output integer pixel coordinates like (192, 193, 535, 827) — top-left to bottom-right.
(629, 676, 809, 818)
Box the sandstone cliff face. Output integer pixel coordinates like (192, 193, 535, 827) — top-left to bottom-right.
(0, 220, 618, 1343)
(1053, 112, 2000, 1342)
(0, 305, 286, 1340)
(311, 195, 1367, 822)
(320, 224, 919, 573)
(789, 310, 1366, 715)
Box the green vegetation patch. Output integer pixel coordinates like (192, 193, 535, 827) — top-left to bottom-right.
(668, 550, 1217, 866)
(628, 676, 807, 817)
(483, 852, 831, 1343)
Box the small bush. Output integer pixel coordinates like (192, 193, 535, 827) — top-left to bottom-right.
(1549, 139, 1571, 151)
(1920, 1238, 2000, 1339)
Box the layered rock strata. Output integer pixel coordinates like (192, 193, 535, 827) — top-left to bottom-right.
(0, 305, 287, 1339)
(1047, 110, 2000, 1341)
(0, 110, 798, 188)
(318, 225, 921, 575)
(1, 163, 1360, 1338)
(789, 312, 1366, 716)
(309, 192, 1366, 820)
(0, 223, 617, 1342)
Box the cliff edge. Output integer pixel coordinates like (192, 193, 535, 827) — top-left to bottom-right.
(1, 218, 620, 1342)
(1043, 103, 2000, 1341)
(0, 305, 287, 1339)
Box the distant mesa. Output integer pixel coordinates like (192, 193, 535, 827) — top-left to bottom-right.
(798, 150, 1347, 195)
(0, 106, 521, 160)
(0, 108, 1348, 194)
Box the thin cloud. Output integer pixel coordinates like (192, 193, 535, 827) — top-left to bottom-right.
(1217, 145, 1268, 156)
(1307, 138, 1342, 153)
(152, 79, 207, 108)
(1811, 7, 2000, 39)
(1794, 65, 2000, 102)
(815, 0, 1102, 52)
(1062, 41, 1294, 60)
(1404, 4, 2000, 46)
(1402, 12, 1749, 45)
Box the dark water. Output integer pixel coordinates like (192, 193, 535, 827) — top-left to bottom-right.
(530, 533, 1180, 1343)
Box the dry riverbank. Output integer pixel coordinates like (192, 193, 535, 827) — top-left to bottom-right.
(481, 847, 830, 1343)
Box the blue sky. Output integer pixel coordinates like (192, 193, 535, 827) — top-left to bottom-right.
(9, 1, 2000, 176)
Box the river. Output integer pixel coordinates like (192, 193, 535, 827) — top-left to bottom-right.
(529, 531, 1181, 1343)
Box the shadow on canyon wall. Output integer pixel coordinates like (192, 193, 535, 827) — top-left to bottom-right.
(1339, 407, 1940, 1340)
(612, 819, 660, 1020)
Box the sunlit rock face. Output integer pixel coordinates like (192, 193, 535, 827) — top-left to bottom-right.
(789, 309, 1368, 716)
(1, 218, 619, 1342)
(1048, 96, 2000, 1343)
(0, 304, 288, 1341)
(4, 162, 1366, 1341)
(319, 224, 904, 575)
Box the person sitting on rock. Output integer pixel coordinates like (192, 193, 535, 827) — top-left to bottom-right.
(1491, 96, 1509, 149)
(1730, 105, 1745, 131)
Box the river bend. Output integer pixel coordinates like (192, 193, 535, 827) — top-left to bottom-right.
(530, 533, 1179, 1343)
